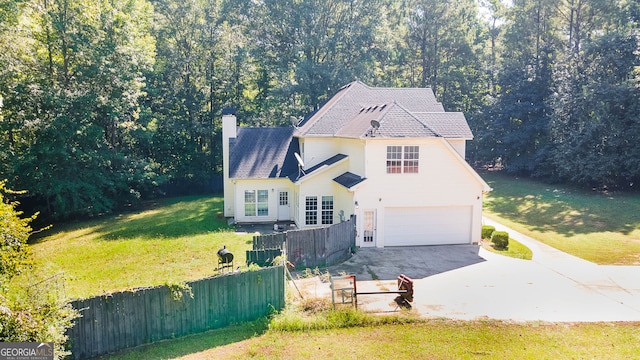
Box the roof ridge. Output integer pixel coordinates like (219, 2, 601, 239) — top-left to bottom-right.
(368, 84, 434, 91)
(412, 111, 464, 114)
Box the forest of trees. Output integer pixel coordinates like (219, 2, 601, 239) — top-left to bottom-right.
(1, 0, 638, 221)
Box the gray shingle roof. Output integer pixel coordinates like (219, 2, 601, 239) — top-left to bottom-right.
(413, 112, 473, 138)
(229, 127, 299, 179)
(297, 81, 472, 139)
(333, 172, 366, 189)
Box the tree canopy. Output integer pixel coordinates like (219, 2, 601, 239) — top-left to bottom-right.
(1, 0, 638, 220)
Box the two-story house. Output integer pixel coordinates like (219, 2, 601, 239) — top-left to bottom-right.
(222, 81, 491, 247)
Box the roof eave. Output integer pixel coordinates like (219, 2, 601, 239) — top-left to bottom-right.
(293, 156, 349, 185)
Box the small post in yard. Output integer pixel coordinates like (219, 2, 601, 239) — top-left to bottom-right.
(284, 261, 304, 300)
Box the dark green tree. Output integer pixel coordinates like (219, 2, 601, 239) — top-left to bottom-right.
(481, 0, 559, 175)
(252, 0, 383, 116)
(550, 33, 640, 189)
(145, 0, 249, 191)
(1, 0, 157, 219)
(405, 0, 486, 113)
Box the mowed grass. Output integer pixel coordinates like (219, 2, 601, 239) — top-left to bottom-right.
(25, 196, 253, 299)
(105, 317, 640, 360)
(482, 172, 640, 265)
(481, 238, 533, 260)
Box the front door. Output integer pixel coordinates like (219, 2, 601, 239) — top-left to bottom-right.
(361, 209, 376, 247)
(277, 190, 290, 221)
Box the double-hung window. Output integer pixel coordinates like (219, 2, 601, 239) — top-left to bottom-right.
(321, 196, 334, 225)
(305, 196, 334, 225)
(403, 146, 419, 173)
(386, 146, 403, 173)
(244, 190, 268, 217)
(305, 196, 318, 225)
(386, 146, 419, 174)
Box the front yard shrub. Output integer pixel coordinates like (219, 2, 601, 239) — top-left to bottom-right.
(491, 231, 509, 250)
(481, 225, 496, 240)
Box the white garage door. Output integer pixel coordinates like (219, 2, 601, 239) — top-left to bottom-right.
(384, 206, 472, 246)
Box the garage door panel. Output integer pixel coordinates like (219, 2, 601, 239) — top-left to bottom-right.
(385, 207, 471, 246)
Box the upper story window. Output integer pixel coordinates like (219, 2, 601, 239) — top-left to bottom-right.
(386, 146, 419, 174)
(386, 146, 402, 173)
(403, 146, 419, 173)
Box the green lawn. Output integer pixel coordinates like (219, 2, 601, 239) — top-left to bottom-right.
(482, 172, 640, 265)
(19, 185, 640, 359)
(482, 237, 533, 260)
(104, 317, 640, 360)
(24, 196, 253, 299)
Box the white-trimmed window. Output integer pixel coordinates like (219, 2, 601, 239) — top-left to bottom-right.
(305, 196, 334, 225)
(245, 190, 268, 217)
(387, 145, 419, 174)
(403, 146, 419, 173)
(305, 196, 318, 225)
(321, 196, 334, 225)
(386, 146, 402, 173)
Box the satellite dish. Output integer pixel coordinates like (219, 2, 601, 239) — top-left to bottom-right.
(369, 119, 381, 137)
(290, 116, 300, 128)
(294, 152, 306, 179)
(294, 152, 304, 167)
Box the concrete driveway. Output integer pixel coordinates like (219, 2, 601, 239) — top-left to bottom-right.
(311, 219, 640, 322)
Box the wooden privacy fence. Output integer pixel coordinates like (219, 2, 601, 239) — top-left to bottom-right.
(287, 219, 355, 269)
(246, 248, 283, 267)
(247, 233, 285, 267)
(250, 218, 356, 270)
(252, 233, 286, 250)
(67, 267, 284, 359)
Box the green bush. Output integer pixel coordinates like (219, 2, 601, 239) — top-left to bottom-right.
(481, 225, 496, 240)
(0, 183, 79, 357)
(491, 231, 509, 250)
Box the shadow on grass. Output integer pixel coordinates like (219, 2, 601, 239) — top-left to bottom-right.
(482, 172, 640, 236)
(102, 318, 269, 360)
(33, 196, 235, 243)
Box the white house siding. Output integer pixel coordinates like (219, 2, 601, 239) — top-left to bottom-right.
(300, 137, 366, 175)
(233, 179, 293, 223)
(295, 159, 353, 228)
(447, 139, 467, 159)
(354, 138, 484, 247)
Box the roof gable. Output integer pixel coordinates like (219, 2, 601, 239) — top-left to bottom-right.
(229, 127, 299, 179)
(336, 102, 440, 138)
